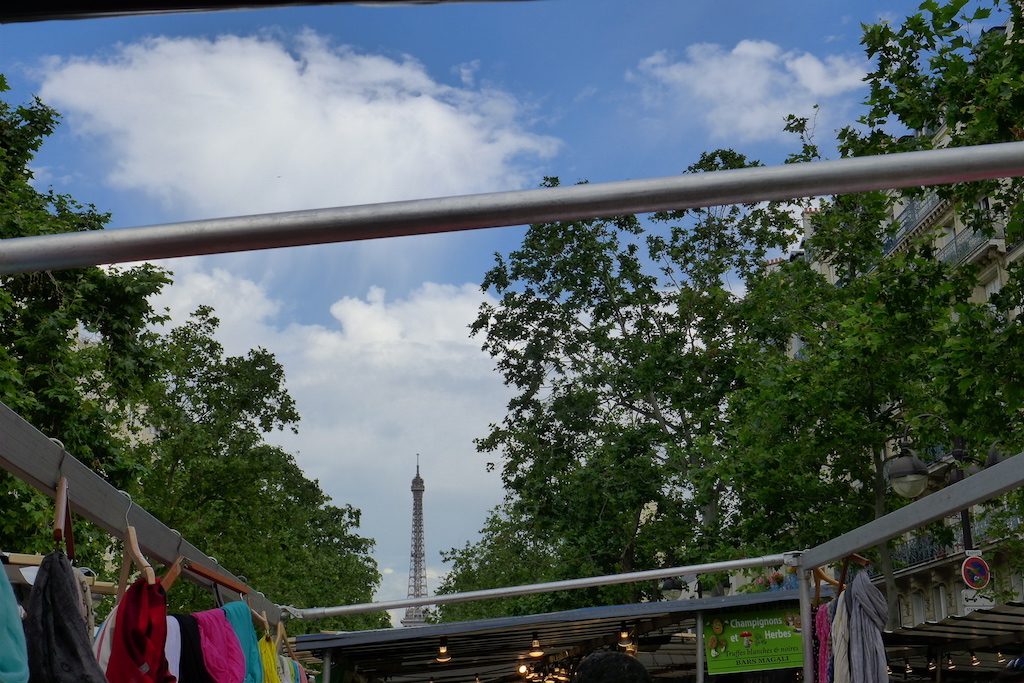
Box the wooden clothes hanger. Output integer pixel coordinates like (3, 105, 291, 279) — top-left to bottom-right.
(52, 475, 76, 561)
(281, 622, 300, 661)
(251, 608, 270, 638)
(275, 620, 290, 653)
(161, 556, 185, 591)
(117, 493, 156, 600)
(812, 553, 871, 605)
(117, 526, 157, 599)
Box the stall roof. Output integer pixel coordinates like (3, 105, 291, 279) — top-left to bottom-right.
(881, 601, 1024, 678)
(296, 590, 803, 682)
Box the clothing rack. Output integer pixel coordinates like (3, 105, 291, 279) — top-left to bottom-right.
(2, 552, 119, 595)
(0, 401, 281, 621)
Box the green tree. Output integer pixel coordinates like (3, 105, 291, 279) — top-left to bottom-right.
(729, 0, 1024, 625)
(133, 308, 388, 631)
(438, 158, 797, 620)
(441, 0, 1024, 624)
(436, 504, 584, 621)
(0, 75, 170, 568)
(0, 79, 385, 629)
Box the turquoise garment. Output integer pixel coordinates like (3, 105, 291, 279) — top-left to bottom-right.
(222, 601, 264, 683)
(291, 660, 301, 683)
(0, 567, 28, 683)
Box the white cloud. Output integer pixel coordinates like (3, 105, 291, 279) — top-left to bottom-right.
(630, 40, 866, 142)
(455, 59, 481, 87)
(37, 32, 559, 219)
(151, 265, 510, 608)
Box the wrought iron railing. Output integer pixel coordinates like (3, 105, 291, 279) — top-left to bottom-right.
(891, 534, 949, 569)
(936, 229, 994, 264)
(883, 192, 947, 255)
(884, 513, 1023, 572)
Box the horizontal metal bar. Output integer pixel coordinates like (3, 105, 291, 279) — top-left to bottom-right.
(286, 553, 793, 619)
(0, 401, 280, 621)
(3, 141, 1024, 274)
(0, 1, 526, 25)
(800, 451, 1024, 569)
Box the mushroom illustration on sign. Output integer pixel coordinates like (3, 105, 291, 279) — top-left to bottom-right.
(741, 631, 753, 649)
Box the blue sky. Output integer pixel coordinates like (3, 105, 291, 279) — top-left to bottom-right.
(1, 0, 940, 621)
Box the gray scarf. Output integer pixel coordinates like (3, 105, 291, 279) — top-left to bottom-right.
(848, 571, 889, 683)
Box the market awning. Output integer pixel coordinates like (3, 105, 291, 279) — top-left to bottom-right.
(884, 600, 1024, 678)
(296, 590, 803, 682)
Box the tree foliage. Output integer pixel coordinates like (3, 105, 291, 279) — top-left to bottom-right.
(0, 77, 387, 629)
(440, 0, 1024, 623)
(0, 75, 169, 568)
(438, 157, 797, 619)
(132, 308, 388, 630)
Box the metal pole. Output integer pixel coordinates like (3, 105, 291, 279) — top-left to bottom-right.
(799, 569, 814, 683)
(285, 553, 793, 620)
(2, 142, 1024, 274)
(321, 650, 332, 683)
(696, 611, 705, 683)
(951, 438, 975, 551)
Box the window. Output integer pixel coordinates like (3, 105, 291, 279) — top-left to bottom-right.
(912, 591, 927, 625)
(898, 595, 911, 628)
(932, 584, 948, 620)
(985, 276, 1003, 300)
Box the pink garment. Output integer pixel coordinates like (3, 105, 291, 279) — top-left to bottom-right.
(816, 601, 832, 683)
(193, 608, 245, 683)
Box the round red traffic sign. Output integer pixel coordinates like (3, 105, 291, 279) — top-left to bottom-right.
(962, 556, 991, 590)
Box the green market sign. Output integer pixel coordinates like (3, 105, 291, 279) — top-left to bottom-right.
(703, 607, 804, 675)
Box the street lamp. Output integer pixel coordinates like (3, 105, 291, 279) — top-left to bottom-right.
(887, 439, 930, 499)
(885, 415, 1004, 553)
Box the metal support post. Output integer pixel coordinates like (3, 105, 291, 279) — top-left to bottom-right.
(695, 611, 705, 683)
(799, 569, 814, 683)
(321, 650, 332, 683)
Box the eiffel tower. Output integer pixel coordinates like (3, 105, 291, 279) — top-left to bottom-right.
(401, 456, 427, 626)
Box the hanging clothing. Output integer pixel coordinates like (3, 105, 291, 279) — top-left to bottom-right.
(831, 589, 850, 683)
(815, 602, 832, 683)
(24, 551, 106, 683)
(0, 565, 28, 683)
(165, 616, 182, 682)
(72, 569, 95, 635)
(93, 604, 120, 672)
(105, 578, 175, 683)
(172, 614, 215, 683)
(290, 661, 300, 683)
(276, 656, 293, 683)
(827, 594, 837, 682)
(848, 571, 888, 683)
(193, 608, 245, 683)
(222, 601, 264, 683)
(257, 636, 281, 683)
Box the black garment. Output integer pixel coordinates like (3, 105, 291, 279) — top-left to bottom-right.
(172, 614, 215, 683)
(24, 550, 106, 683)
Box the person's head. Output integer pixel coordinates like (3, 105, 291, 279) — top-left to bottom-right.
(574, 651, 651, 683)
(998, 657, 1024, 682)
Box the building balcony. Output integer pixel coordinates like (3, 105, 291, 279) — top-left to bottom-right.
(936, 227, 1002, 265)
(886, 512, 1022, 573)
(883, 192, 949, 256)
(890, 533, 949, 570)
